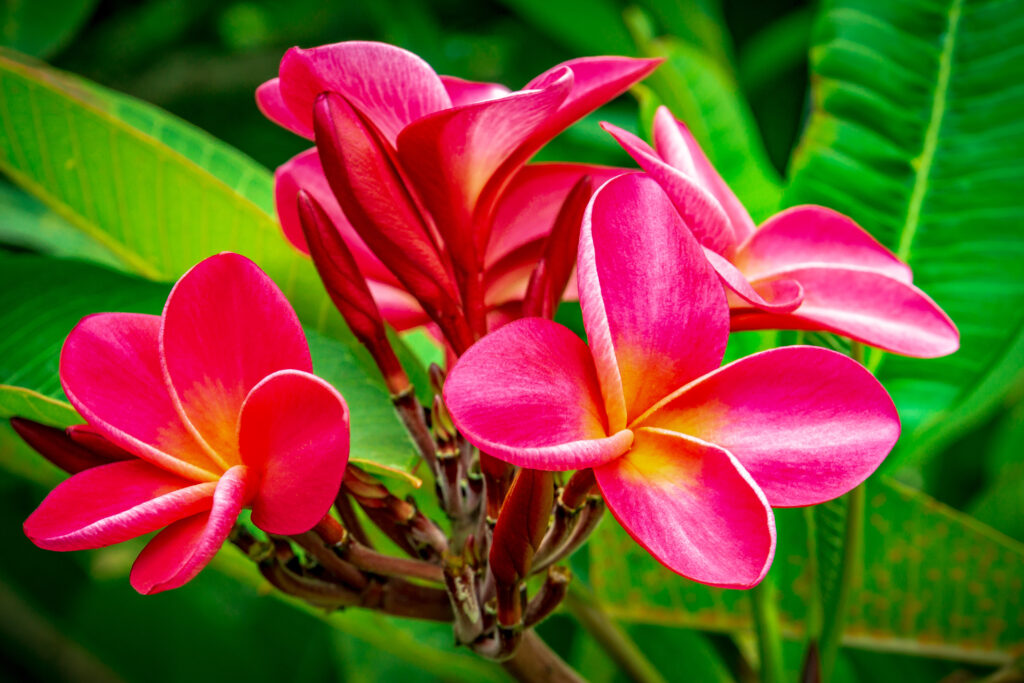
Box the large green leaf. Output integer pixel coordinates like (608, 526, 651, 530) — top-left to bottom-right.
(0, 49, 348, 342)
(0, 253, 418, 480)
(589, 476, 1024, 665)
(784, 0, 1024, 471)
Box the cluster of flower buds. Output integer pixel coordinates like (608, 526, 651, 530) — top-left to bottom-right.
(16, 39, 960, 669)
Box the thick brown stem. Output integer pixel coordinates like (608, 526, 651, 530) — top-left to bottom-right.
(392, 386, 439, 472)
(500, 631, 585, 683)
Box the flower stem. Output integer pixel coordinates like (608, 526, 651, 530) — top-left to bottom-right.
(564, 581, 667, 683)
(817, 483, 864, 680)
(750, 574, 786, 683)
(500, 631, 585, 683)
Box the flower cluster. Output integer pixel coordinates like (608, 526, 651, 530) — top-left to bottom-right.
(19, 40, 956, 621)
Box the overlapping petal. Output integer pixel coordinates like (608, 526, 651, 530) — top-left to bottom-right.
(702, 249, 804, 313)
(160, 254, 312, 466)
(240, 370, 350, 535)
(256, 78, 310, 138)
(274, 150, 395, 280)
(130, 466, 252, 595)
(594, 427, 775, 588)
(23, 460, 215, 551)
(600, 122, 736, 255)
(440, 75, 511, 106)
(60, 313, 220, 481)
(735, 206, 913, 282)
(313, 92, 461, 314)
(444, 318, 633, 470)
(486, 163, 625, 270)
(397, 68, 574, 266)
(579, 173, 728, 429)
(638, 347, 900, 507)
(275, 41, 451, 144)
(651, 106, 756, 242)
(731, 267, 960, 358)
(517, 56, 662, 170)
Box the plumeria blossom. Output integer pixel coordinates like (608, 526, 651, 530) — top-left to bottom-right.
(23, 253, 350, 594)
(603, 106, 959, 358)
(259, 41, 658, 344)
(444, 174, 900, 588)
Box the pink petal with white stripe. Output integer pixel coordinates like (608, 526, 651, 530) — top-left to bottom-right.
(639, 347, 900, 507)
(60, 313, 220, 481)
(652, 106, 756, 242)
(440, 75, 511, 106)
(24, 459, 215, 551)
(160, 254, 312, 465)
(595, 427, 775, 588)
(731, 267, 960, 358)
(444, 318, 633, 471)
(578, 173, 728, 429)
(277, 41, 451, 144)
(240, 370, 350, 535)
(703, 248, 804, 313)
(735, 205, 913, 282)
(601, 122, 736, 255)
(130, 466, 252, 595)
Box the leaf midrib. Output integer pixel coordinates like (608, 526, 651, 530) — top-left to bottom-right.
(895, 0, 963, 263)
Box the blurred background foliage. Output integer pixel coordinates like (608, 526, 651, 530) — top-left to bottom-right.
(0, 0, 1021, 681)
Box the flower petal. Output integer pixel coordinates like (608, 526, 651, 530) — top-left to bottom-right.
(160, 254, 313, 466)
(440, 75, 511, 106)
(274, 149, 397, 282)
(731, 266, 960, 358)
(519, 56, 662, 167)
(638, 347, 900, 507)
(703, 248, 804, 313)
(594, 427, 775, 588)
(735, 205, 913, 283)
(129, 465, 251, 595)
(277, 41, 451, 144)
(24, 459, 215, 551)
(397, 68, 574, 270)
(601, 122, 736, 255)
(486, 162, 625, 270)
(60, 313, 220, 481)
(239, 370, 350, 535)
(652, 106, 756, 243)
(256, 78, 311, 138)
(444, 318, 633, 471)
(579, 173, 728, 430)
(313, 92, 464, 341)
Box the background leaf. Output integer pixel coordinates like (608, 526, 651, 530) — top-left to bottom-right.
(589, 476, 1024, 665)
(784, 0, 1024, 474)
(0, 0, 99, 58)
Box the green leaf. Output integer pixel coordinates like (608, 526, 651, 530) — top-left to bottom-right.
(589, 476, 1024, 665)
(0, 253, 418, 482)
(784, 0, 1024, 471)
(0, 49, 350, 343)
(0, 178, 124, 268)
(496, 0, 635, 56)
(628, 35, 783, 222)
(0, 0, 98, 58)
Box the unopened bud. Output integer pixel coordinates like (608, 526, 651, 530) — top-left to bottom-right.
(11, 419, 123, 474)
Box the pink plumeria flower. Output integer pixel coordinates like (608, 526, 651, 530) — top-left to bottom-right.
(259, 41, 658, 338)
(275, 151, 625, 331)
(444, 174, 900, 588)
(603, 106, 959, 358)
(24, 254, 350, 594)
